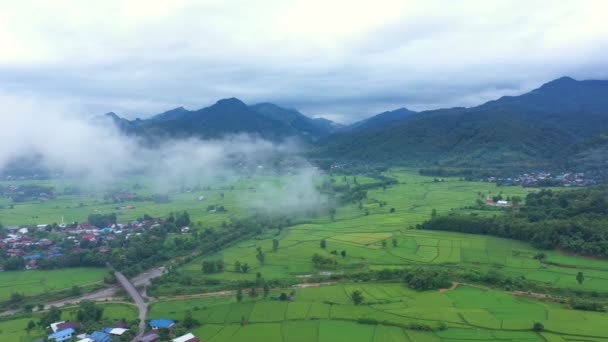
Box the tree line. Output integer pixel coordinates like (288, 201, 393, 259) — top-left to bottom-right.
(418, 187, 608, 257)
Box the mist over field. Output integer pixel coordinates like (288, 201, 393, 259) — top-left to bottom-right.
(0, 97, 328, 215)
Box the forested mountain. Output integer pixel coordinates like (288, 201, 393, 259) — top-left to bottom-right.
(250, 102, 343, 137)
(94, 98, 340, 142)
(91, 77, 608, 173)
(347, 107, 417, 131)
(315, 77, 608, 171)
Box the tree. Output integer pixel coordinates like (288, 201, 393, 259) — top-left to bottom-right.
(256, 272, 263, 287)
(175, 211, 191, 227)
(71, 285, 82, 296)
(248, 287, 258, 298)
(158, 328, 170, 341)
(39, 306, 61, 328)
(320, 239, 327, 249)
(329, 208, 336, 221)
(235, 261, 242, 273)
(9, 292, 23, 303)
(577, 271, 585, 285)
(76, 301, 103, 323)
(390, 208, 395, 213)
(351, 290, 364, 305)
(382, 240, 387, 248)
(511, 196, 522, 206)
(263, 282, 270, 298)
(241, 263, 250, 273)
(26, 320, 36, 335)
(533, 322, 544, 332)
(533, 253, 546, 261)
(236, 288, 243, 303)
(392, 238, 398, 247)
(23, 304, 34, 313)
(256, 249, 266, 265)
(431, 209, 437, 219)
(182, 310, 199, 329)
(216, 260, 224, 272)
(340, 250, 346, 258)
(272, 239, 279, 252)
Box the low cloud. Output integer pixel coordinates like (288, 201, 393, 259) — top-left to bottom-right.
(0, 94, 329, 216)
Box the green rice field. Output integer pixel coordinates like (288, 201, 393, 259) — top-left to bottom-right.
(0, 268, 107, 302)
(172, 172, 608, 294)
(149, 283, 608, 342)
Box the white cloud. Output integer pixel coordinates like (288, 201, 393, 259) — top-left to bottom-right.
(0, 0, 606, 122)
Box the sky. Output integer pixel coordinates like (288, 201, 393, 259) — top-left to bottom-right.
(0, 0, 607, 123)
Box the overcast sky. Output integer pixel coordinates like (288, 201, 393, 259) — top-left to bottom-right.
(1, 0, 607, 123)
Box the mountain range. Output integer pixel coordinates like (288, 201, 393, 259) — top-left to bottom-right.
(95, 76, 608, 173)
(93, 98, 343, 142)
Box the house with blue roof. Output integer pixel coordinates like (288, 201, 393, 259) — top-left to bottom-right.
(149, 318, 175, 329)
(90, 330, 111, 342)
(48, 327, 75, 342)
(24, 254, 42, 260)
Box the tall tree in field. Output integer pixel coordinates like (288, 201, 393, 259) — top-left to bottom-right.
(577, 272, 585, 285)
(263, 282, 270, 298)
(382, 240, 387, 248)
(236, 288, 243, 303)
(272, 239, 279, 252)
(340, 250, 346, 258)
(183, 310, 199, 329)
(351, 290, 364, 305)
(392, 238, 398, 247)
(26, 320, 36, 335)
(320, 239, 327, 249)
(256, 248, 266, 265)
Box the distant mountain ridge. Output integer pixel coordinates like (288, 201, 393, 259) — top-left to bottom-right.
(93, 98, 342, 142)
(93, 76, 608, 174)
(315, 76, 608, 172)
(347, 107, 417, 132)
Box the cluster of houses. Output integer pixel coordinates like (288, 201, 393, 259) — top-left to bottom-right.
(139, 318, 200, 342)
(47, 320, 129, 342)
(0, 218, 165, 270)
(46, 318, 200, 342)
(486, 171, 596, 187)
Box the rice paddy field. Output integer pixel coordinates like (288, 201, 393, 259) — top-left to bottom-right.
(0, 174, 381, 227)
(149, 283, 608, 341)
(0, 268, 107, 302)
(172, 172, 608, 294)
(4, 170, 608, 341)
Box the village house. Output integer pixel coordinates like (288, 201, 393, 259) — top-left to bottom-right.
(172, 332, 201, 342)
(48, 327, 75, 342)
(149, 318, 175, 330)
